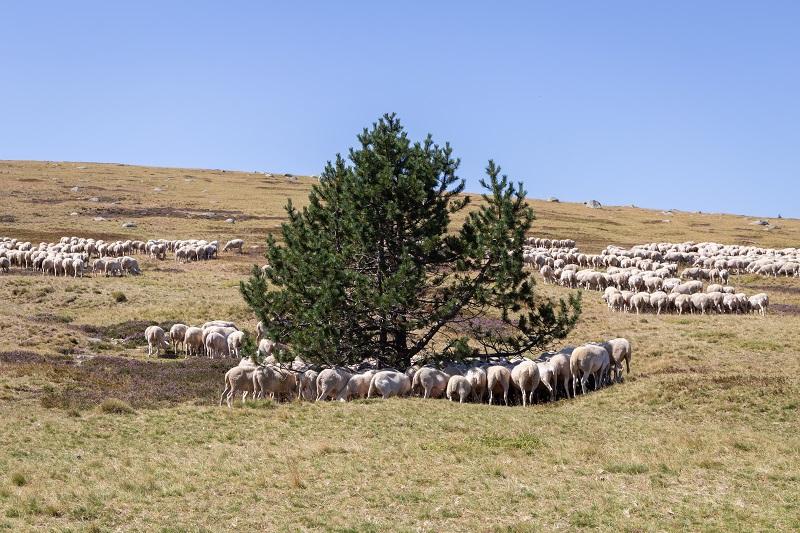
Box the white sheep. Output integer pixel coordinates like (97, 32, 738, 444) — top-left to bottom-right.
(367, 371, 412, 399)
(222, 239, 244, 254)
(144, 325, 170, 357)
(446, 375, 472, 403)
(486, 365, 511, 406)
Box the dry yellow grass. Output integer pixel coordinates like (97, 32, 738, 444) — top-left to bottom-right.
(0, 160, 799, 531)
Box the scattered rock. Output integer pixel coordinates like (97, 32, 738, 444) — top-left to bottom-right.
(661, 219, 671, 223)
(224, 218, 235, 224)
(585, 200, 602, 209)
(70, 212, 78, 216)
(76, 165, 87, 170)
(750, 220, 769, 226)
(70, 186, 80, 192)
(89, 197, 99, 202)
(153, 187, 163, 192)
(121, 222, 136, 228)
(93, 216, 107, 222)
(547, 197, 559, 203)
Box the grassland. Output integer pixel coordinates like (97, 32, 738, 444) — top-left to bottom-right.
(1, 160, 799, 531)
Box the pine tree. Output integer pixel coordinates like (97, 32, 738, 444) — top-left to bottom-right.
(240, 113, 580, 369)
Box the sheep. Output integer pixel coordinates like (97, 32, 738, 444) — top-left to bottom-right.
(0, 257, 9, 273)
(630, 292, 650, 314)
(367, 370, 412, 399)
(298, 369, 319, 401)
(256, 320, 266, 341)
(570, 344, 610, 395)
(220, 364, 257, 408)
(446, 375, 472, 403)
(649, 291, 668, 315)
(600, 338, 631, 383)
(119, 256, 141, 275)
(510, 360, 540, 406)
(548, 352, 572, 399)
(690, 293, 712, 314)
(675, 294, 692, 315)
(104, 259, 122, 277)
(253, 365, 297, 401)
(169, 323, 188, 355)
(184, 326, 204, 356)
(71, 258, 85, 278)
(342, 370, 377, 401)
(226, 330, 245, 358)
(144, 325, 170, 357)
(412, 367, 449, 399)
(222, 239, 244, 254)
(706, 283, 724, 293)
(316, 368, 352, 401)
(464, 367, 487, 403)
(749, 293, 769, 315)
(205, 332, 228, 359)
(202, 320, 238, 330)
(486, 365, 511, 406)
(536, 360, 555, 401)
(257, 338, 290, 361)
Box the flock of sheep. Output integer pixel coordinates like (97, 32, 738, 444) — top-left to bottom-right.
(0, 235, 245, 276)
(524, 238, 772, 315)
(141, 320, 632, 409)
(226, 337, 632, 409)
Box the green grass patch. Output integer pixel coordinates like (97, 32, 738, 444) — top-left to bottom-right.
(99, 398, 135, 415)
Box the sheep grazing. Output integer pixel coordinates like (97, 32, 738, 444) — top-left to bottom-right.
(316, 368, 353, 401)
(486, 366, 511, 406)
(536, 361, 555, 401)
(222, 239, 245, 254)
(548, 352, 572, 399)
(464, 367, 487, 403)
(205, 332, 228, 359)
(226, 330, 245, 358)
(570, 344, 610, 395)
(220, 362, 258, 408)
(368, 371, 412, 399)
(446, 375, 472, 404)
(510, 360, 540, 406)
(412, 368, 449, 399)
(342, 370, 377, 401)
(253, 365, 298, 402)
(298, 369, 320, 401)
(184, 327, 204, 357)
(144, 326, 170, 357)
(600, 338, 631, 383)
(169, 323, 188, 355)
(749, 293, 769, 315)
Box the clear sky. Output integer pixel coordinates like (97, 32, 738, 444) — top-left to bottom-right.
(2, 1, 798, 218)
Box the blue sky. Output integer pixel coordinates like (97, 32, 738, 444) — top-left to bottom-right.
(2, 1, 798, 217)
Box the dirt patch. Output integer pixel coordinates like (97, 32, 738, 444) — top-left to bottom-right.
(770, 304, 800, 316)
(86, 205, 275, 222)
(0, 215, 16, 223)
(76, 320, 174, 347)
(2, 352, 232, 408)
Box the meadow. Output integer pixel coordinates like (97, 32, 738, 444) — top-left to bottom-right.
(0, 160, 798, 531)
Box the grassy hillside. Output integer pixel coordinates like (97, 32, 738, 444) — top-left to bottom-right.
(1, 160, 798, 531)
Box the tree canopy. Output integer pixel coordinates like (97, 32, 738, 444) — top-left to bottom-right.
(241, 113, 580, 369)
